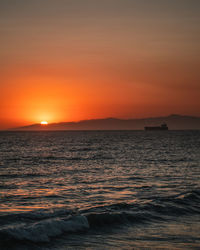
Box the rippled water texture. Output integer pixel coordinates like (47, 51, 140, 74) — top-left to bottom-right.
(0, 131, 200, 249)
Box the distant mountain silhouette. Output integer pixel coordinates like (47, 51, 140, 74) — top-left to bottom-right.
(11, 114, 200, 130)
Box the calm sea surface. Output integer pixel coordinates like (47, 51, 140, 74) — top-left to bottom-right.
(0, 131, 200, 249)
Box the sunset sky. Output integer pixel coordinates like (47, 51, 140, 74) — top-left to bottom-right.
(0, 0, 200, 129)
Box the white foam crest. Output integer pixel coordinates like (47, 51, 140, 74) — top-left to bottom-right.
(1, 215, 89, 242)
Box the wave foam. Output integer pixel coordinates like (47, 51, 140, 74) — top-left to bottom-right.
(1, 189, 199, 244)
(0, 215, 89, 243)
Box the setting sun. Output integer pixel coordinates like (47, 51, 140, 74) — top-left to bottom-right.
(41, 121, 48, 125)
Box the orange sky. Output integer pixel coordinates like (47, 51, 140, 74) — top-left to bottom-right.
(0, 0, 200, 129)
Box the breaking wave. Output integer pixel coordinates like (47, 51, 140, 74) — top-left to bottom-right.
(0, 214, 89, 243)
(0, 189, 199, 245)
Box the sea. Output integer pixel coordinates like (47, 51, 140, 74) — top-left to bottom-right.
(0, 130, 200, 249)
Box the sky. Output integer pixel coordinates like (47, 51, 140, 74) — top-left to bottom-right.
(0, 0, 200, 129)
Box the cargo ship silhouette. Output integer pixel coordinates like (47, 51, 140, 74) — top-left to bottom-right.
(145, 123, 168, 131)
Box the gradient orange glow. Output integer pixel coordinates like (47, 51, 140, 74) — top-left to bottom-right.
(0, 0, 200, 129)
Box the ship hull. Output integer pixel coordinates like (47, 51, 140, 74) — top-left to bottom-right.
(145, 126, 168, 131)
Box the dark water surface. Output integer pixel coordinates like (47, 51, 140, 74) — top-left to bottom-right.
(0, 131, 200, 249)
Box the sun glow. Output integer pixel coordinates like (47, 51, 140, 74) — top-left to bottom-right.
(41, 121, 48, 125)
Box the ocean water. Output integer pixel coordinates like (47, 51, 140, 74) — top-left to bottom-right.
(0, 130, 200, 249)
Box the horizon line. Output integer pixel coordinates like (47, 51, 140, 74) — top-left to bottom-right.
(2, 113, 200, 131)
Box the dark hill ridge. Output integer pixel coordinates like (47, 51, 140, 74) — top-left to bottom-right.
(11, 114, 200, 130)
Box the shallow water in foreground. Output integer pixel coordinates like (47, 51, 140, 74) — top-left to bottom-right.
(0, 130, 200, 249)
